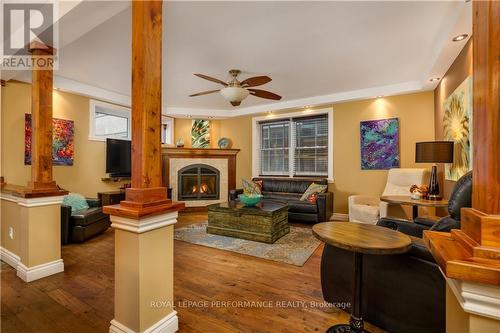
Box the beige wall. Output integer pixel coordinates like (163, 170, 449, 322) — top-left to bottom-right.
(174, 91, 435, 214)
(434, 39, 473, 199)
(173, 116, 253, 183)
(1, 81, 127, 197)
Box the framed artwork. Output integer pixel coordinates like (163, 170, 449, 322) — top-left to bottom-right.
(443, 76, 473, 181)
(360, 118, 400, 170)
(191, 119, 210, 148)
(24, 114, 75, 166)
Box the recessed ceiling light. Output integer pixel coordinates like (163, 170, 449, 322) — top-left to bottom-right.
(452, 34, 468, 42)
(429, 77, 441, 82)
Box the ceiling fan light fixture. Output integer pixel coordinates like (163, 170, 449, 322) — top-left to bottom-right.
(220, 86, 249, 104)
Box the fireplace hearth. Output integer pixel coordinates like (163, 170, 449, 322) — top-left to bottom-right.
(178, 164, 220, 201)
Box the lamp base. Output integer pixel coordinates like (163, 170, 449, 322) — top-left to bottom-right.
(427, 194, 442, 201)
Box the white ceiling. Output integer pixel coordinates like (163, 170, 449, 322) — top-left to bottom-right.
(9, 1, 472, 117)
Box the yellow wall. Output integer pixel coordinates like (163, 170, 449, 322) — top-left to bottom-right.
(331, 92, 435, 213)
(2, 81, 434, 212)
(175, 91, 435, 214)
(1, 81, 127, 197)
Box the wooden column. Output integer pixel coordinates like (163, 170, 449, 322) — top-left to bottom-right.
(27, 42, 59, 193)
(104, 4, 183, 331)
(423, 1, 500, 286)
(471, 1, 500, 215)
(104, 1, 183, 218)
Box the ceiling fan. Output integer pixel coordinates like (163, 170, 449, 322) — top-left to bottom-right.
(189, 69, 282, 106)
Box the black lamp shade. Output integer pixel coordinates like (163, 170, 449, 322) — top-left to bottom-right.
(415, 141, 454, 163)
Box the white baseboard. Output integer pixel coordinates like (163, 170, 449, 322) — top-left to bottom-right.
(1, 246, 20, 268)
(110, 311, 178, 333)
(331, 213, 349, 221)
(16, 259, 64, 282)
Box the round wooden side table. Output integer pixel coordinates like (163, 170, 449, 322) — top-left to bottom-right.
(380, 195, 448, 219)
(312, 222, 412, 333)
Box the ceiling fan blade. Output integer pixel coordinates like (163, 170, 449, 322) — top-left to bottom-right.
(194, 73, 227, 86)
(189, 89, 220, 97)
(240, 76, 272, 87)
(248, 89, 282, 100)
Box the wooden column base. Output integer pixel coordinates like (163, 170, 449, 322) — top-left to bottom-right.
(423, 208, 500, 286)
(103, 187, 185, 219)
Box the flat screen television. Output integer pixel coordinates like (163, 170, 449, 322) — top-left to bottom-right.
(106, 138, 131, 177)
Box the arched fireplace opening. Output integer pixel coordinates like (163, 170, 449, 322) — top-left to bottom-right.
(178, 164, 220, 200)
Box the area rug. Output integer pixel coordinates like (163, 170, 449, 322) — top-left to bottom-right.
(174, 222, 321, 266)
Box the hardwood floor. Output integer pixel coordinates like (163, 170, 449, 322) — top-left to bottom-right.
(1, 212, 384, 333)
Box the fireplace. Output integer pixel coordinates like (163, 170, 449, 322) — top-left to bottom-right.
(178, 164, 220, 201)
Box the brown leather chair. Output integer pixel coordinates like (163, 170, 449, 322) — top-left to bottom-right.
(61, 198, 110, 244)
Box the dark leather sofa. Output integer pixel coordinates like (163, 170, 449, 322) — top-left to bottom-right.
(320, 171, 472, 333)
(230, 177, 333, 223)
(61, 198, 111, 244)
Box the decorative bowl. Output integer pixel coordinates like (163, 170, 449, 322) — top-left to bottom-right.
(218, 137, 231, 149)
(238, 194, 263, 206)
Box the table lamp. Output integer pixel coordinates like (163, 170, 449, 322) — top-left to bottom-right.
(415, 141, 454, 200)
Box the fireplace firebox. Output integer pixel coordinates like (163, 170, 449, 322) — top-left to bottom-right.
(178, 164, 220, 200)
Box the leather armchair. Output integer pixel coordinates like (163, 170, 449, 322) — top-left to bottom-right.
(230, 177, 333, 223)
(378, 171, 472, 237)
(320, 171, 473, 333)
(348, 168, 427, 224)
(61, 198, 110, 244)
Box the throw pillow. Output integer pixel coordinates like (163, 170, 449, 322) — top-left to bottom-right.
(62, 193, 89, 213)
(300, 183, 327, 201)
(242, 179, 262, 196)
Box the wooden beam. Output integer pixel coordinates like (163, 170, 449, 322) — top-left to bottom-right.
(130, 0, 163, 190)
(424, 1, 500, 286)
(27, 43, 58, 192)
(471, 0, 500, 215)
(104, 1, 184, 217)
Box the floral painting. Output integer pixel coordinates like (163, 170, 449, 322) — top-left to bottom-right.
(24, 114, 75, 166)
(360, 118, 400, 170)
(443, 76, 472, 181)
(191, 119, 210, 148)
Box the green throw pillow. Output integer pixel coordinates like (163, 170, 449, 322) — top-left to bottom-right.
(242, 179, 262, 196)
(300, 183, 327, 201)
(63, 193, 89, 213)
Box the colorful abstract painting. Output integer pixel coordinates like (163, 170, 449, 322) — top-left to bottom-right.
(24, 114, 75, 166)
(443, 76, 472, 181)
(360, 118, 400, 170)
(191, 119, 210, 148)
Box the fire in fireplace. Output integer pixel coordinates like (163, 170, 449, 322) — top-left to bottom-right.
(178, 164, 220, 200)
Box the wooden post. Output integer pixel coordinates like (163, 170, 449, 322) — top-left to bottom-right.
(27, 42, 59, 193)
(104, 1, 183, 218)
(103, 3, 183, 331)
(423, 1, 500, 286)
(471, 1, 500, 215)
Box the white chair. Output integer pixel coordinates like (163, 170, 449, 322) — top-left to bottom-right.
(348, 168, 427, 224)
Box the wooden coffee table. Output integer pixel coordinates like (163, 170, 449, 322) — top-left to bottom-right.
(312, 222, 412, 333)
(207, 200, 289, 243)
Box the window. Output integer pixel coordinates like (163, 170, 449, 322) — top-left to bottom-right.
(161, 116, 174, 145)
(89, 100, 131, 141)
(294, 116, 328, 176)
(253, 109, 333, 180)
(260, 121, 290, 175)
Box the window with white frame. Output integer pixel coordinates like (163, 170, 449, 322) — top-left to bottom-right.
(89, 100, 131, 141)
(254, 110, 333, 179)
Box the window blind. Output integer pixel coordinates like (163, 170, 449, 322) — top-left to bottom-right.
(293, 115, 328, 176)
(259, 114, 328, 177)
(259, 121, 290, 175)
